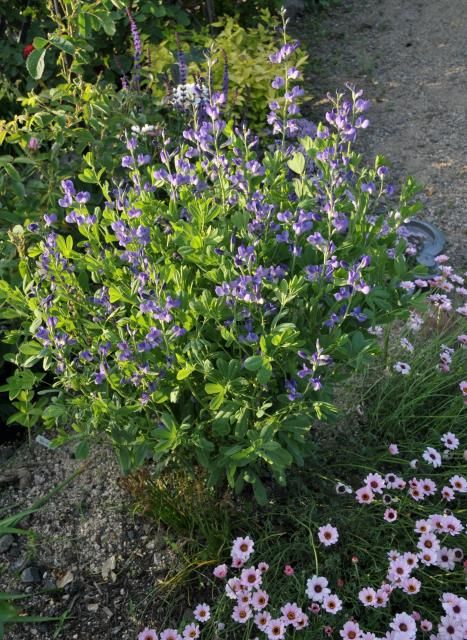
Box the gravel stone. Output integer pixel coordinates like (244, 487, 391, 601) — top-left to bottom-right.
(0, 534, 14, 553)
(21, 566, 42, 584)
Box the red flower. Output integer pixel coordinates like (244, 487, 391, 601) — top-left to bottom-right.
(23, 44, 35, 59)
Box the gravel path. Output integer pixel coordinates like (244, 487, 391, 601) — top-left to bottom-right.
(301, 0, 467, 268)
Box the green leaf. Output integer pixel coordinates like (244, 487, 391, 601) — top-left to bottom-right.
(26, 48, 47, 80)
(176, 366, 195, 380)
(252, 476, 267, 505)
(96, 13, 117, 36)
(108, 286, 122, 303)
(33, 36, 48, 49)
(244, 355, 263, 372)
(205, 383, 223, 395)
(74, 441, 89, 460)
(257, 365, 272, 385)
(49, 35, 75, 55)
(18, 341, 43, 357)
(287, 152, 305, 175)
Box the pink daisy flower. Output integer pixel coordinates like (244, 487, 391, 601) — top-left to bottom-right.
(322, 593, 343, 615)
(384, 508, 398, 522)
(294, 614, 309, 630)
(193, 604, 210, 623)
(441, 432, 459, 450)
(408, 479, 425, 501)
(318, 524, 339, 546)
(236, 590, 251, 606)
(389, 612, 416, 639)
(240, 566, 262, 590)
(388, 557, 411, 582)
(418, 548, 438, 566)
(402, 577, 421, 595)
(306, 575, 330, 602)
(388, 443, 399, 455)
(438, 615, 464, 640)
(251, 590, 269, 611)
(358, 587, 377, 607)
(160, 630, 181, 640)
(225, 577, 242, 599)
(437, 547, 456, 571)
(393, 361, 411, 375)
(258, 562, 269, 573)
(324, 626, 334, 637)
(441, 514, 464, 535)
(231, 555, 245, 568)
(442, 595, 467, 618)
(428, 514, 445, 531)
(364, 472, 386, 494)
(340, 620, 362, 640)
(385, 472, 402, 489)
(283, 564, 295, 576)
(231, 536, 254, 561)
(414, 518, 431, 534)
(420, 620, 432, 633)
(420, 478, 437, 496)
(356, 486, 375, 504)
(266, 618, 286, 640)
(138, 629, 158, 640)
(441, 486, 455, 501)
(449, 475, 467, 493)
(280, 602, 303, 627)
(254, 611, 271, 631)
(402, 552, 419, 571)
(213, 563, 228, 579)
(422, 447, 442, 468)
(417, 532, 440, 553)
(435, 254, 450, 263)
(309, 603, 320, 614)
(182, 624, 200, 640)
(232, 604, 252, 624)
(374, 588, 390, 608)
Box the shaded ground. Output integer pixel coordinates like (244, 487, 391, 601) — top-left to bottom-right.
(301, 0, 467, 268)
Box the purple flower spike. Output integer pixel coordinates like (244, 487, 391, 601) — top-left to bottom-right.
(76, 191, 91, 204)
(58, 194, 73, 208)
(43, 213, 57, 227)
(61, 179, 76, 196)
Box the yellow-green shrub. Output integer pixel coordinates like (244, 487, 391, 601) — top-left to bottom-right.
(148, 10, 308, 128)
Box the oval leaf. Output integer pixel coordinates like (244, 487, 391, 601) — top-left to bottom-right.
(26, 48, 47, 80)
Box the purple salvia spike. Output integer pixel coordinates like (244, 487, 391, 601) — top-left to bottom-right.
(222, 49, 229, 103)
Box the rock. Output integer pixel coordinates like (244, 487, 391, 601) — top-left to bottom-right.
(87, 603, 99, 612)
(0, 534, 14, 553)
(21, 566, 42, 583)
(101, 555, 116, 582)
(57, 569, 74, 589)
(11, 554, 28, 571)
(18, 467, 32, 489)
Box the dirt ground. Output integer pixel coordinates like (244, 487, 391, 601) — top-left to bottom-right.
(1, 1, 466, 638)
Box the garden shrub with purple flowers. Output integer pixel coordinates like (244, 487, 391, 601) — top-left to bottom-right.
(2, 32, 425, 501)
